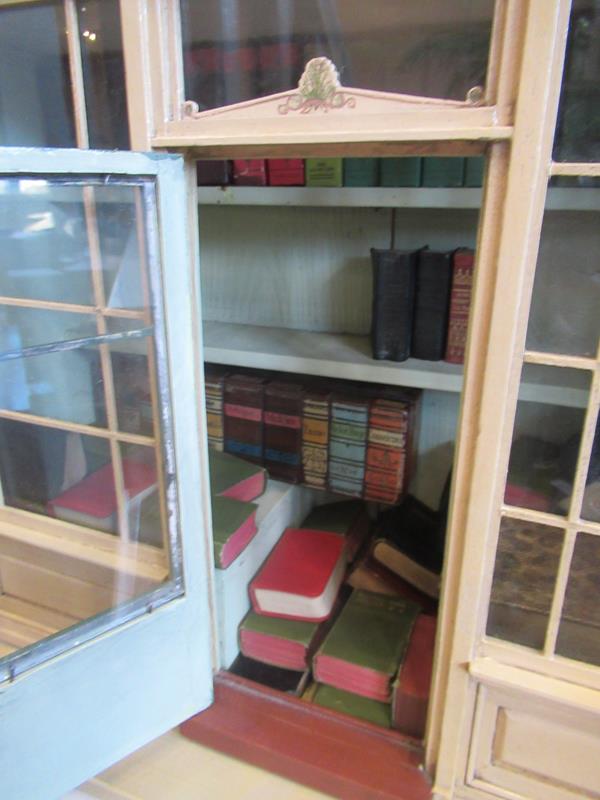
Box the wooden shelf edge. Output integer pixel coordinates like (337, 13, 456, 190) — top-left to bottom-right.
(181, 671, 432, 800)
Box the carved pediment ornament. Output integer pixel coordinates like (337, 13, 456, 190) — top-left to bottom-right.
(277, 57, 355, 115)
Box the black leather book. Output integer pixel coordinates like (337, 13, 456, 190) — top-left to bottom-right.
(370, 248, 418, 362)
(412, 249, 453, 360)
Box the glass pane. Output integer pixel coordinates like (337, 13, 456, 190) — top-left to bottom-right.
(77, 0, 130, 150)
(120, 442, 163, 548)
(505, 366, 590, 514)
(582, 414, 600, 523)
(0, 343, 106, 427)
(181, 0, 495, 110)
(556, 532, 600, 666)
(553, 1, 600, 162)
(526, 208, 600, 358)
(0, 179, 146, 308)
(487, 518, 564, 650)
(108, 320, 156, 437)
(0, 2, 76, 148)
(0, 306, 97, 349)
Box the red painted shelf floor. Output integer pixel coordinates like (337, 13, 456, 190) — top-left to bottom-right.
(181, 671, 432, 800)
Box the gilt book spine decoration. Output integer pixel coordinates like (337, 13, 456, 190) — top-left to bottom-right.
(302, 388, 330, 490)
(328, 395, 369, 498)
(205, 366, 228, 451)
(371, 249, 417, 362)
(412, 249, 453, 361)
(445, 248, 475, 364)
(264, 381, 303, 483)
(364, 398, 410, 505)
(224, 374, 265, 464)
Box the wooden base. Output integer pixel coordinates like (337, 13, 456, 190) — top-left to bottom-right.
(181, 671, 432, 800)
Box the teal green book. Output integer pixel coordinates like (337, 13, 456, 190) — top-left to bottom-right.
(314, 590, 420, 701)
(211, 494, 258, 569)
(380, 158, 421, 187)
(343, 158, 379, 187)
(464, 156, 485, 187)
(305, 158, 343, 187)
(208, 449, 266, 501)
(312, 683, 392, 728)
(421, 157, 465, 187)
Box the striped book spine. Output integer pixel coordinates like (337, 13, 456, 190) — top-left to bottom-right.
(224, 374, 265, 464)
(302, 390, 330, 490)
(264, 381, 303, 482)
(205, 368, 227, 451)
(364, 399, 410, 504)
(328, 396, 369, 498)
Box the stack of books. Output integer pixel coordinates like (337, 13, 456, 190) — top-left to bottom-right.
(206, 369, 421, 505)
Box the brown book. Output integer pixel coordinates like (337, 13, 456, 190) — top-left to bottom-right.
(264, 381, 303, 482)
(364, 398, 411, 505)
(224, 374, 265, 464)
(445, 249, 475, 364)
(392, 614, 437, 739)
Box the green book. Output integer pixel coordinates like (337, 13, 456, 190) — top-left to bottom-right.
(380, 158, 421, 187)
(464, 156, 485, 187)
(305, 158, 343, 187)
(312, 684, 392, 728)
(211, 494, 258, 569)
(343, 158, 379, 187)
(421, 157, 465, 187)
(302, 500, 370, 561)
(315, 590, 420, 683)
(208, 449, 266, 501)
(240, 610, 319, 647)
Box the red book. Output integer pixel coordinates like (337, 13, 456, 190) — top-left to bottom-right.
(267, 159, 305, 186)
(392, 614, 437, 739)
(48, 460, 157, 532)
(249, 528, 346, 622)
(232, 159, 267, 186)
(444, 249, 475, 364)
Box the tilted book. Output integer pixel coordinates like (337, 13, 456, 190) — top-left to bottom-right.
(445, 249, 475, 364)
(392, 613, 437, 739)
(311, 684, 392, 729)
(224, 373, 265, 464)
(249, 527, 346, 621)
(370, 248, 418, 362)
(239, 610, 320, 671)
(313, 590, 421, 702)
(301, 500, 370, 563)
(211, 494, 258, 569)
(412, 249, 453, 361)
(208, 449, 266, 503)
(264, 380, 303, 483)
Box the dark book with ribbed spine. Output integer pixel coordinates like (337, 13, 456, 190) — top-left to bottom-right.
(412, 249, 453, 361)
(445, 249, 475, 364)
(370, 249, 418, 362)
(224, 374, 265, 464)
(264, 381, 303, 482)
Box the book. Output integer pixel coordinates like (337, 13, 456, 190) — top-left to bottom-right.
(305, 158, 343, 187)
(328, 393, 369, 498)
(364, 398, 411, 505)
(371, 479, 451, 599)
(229, 653, 310, 695)
(463, 157, 485, 187)
(257, 38, 302, 97)
(224, 373, 265, 464)
(204, 365, 228, 451)
(379, 158, 421, 187)
(232, 159, 267, 186)
(49, 459, 157, 533)
(392, 613, 436, 739)
(346, 555, 439, 615)
(421, 157, 465, 187)
(249, 527, 346, 621)
(264, 381, 303, 483)
(445, 249, 475, 364)
(343, 158, 379, 187)
(239, 610, 320, 670)
(196, 160, 230, 186)
(301, 385, 330, 491)
(370, 248, 418, 362)
(412, 249, 453, 361)
(267, 159, 305, 186)
(208, 449, 266, 503)
(211, 494, 258, 569)
(313, 590, 421, 702)
(311, 684, 392, 728)
(301, 500, 370, 563)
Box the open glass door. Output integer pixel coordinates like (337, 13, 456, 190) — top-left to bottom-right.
(0, 147, 214, 800)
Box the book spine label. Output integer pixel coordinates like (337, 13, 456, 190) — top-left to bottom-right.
(226, 440, 262, 459)
(264, 411, 301, 429)
(303, 417, 328, 445)
(225, 403, 263, 422)
(330, 420, 367, 443)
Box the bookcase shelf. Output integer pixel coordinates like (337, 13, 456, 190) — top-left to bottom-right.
(197, 187, 600, 211)
(202, 322, 588, 407)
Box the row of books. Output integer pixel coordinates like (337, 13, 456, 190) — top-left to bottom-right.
(372, 247, 475, 364)
(234, 498, 436, 736)
(205, 370, 421, 505)
(197, 157, 484, 188)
